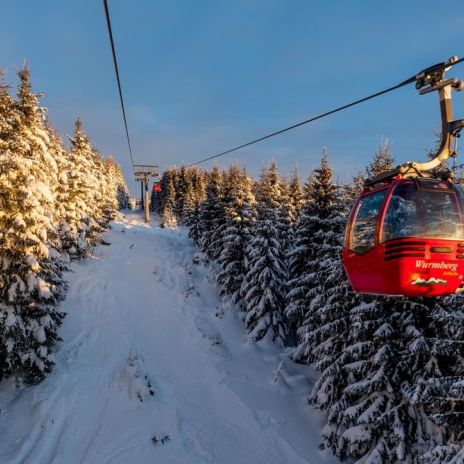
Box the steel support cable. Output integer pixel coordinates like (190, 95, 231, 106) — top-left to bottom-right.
(103, 0, 135, 171)
(183, 57, 464, 168)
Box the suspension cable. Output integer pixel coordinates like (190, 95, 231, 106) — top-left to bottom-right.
(102, 0, 135, 171)
(183, 57, 464, 169)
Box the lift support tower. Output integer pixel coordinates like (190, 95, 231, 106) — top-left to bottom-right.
(134, 164, 159, 223)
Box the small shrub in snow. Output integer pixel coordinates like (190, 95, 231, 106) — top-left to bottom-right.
(151, 435, 170, 446)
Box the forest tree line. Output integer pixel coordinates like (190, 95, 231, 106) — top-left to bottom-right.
(153, 144, 463, 464)
(0, 66, 129, 384)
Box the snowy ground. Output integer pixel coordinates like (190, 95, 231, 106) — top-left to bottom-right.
(0, 213, 336, 464)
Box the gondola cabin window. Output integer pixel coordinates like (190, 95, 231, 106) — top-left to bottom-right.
(350, 189, 387, 254)
(381, 181, 464, 241)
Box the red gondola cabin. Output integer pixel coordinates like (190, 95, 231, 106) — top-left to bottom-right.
(342, 177, 464, 296)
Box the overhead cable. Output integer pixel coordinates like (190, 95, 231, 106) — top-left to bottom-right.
(183, 57, 464, 168)
(103, 0, 135, 170)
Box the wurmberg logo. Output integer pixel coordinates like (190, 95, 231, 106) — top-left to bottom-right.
(415, 260, 458, 272)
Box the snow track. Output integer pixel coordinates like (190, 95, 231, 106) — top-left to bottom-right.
(0, 213, 335, 464)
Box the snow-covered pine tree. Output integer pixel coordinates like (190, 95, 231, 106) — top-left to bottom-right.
(366, 138, 394, 179)
(343, 170, 365, 206)
(277, 176, 294, 257)
(285, 173, 317, 333)
(306, 157, 464, 462)
(241, 162, 287, 344)
(92, 149, 112, 228)
(291, 151, 348, 363)
(313, 296, 464, 463)
(416, 295, 464, 463)
(46, 126, 76, 261)
(157, 169, 170, 214)
(160, 170, 177, 228)
(288, 167, 304, 220)
(0, 66, 65, 383)
(180, 180, 196, 226)
(215, 165, 256, 306)
(286, 153, 337, 334)
(207, 178, 231, 263)
(191, 167, 206, 205)
(108, 157, 130, 210)
(173, 166, 189, 220)
(99, 156, 129, 222)
(185, 168, 206, 243)
(181, 167, 204, 227)
(187, 201, 202, 244)
(198, 166, 224, 259)
(0, 71, 19, 378)
(277, 169, 303, 297)
(67, 117, 106, 256)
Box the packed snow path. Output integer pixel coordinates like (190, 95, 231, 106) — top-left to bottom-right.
(0, 213, 336, 464)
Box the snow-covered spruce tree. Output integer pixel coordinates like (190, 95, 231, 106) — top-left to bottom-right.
(198, 166, 224, 260)
(185, 167, 207, 244)
(0, 66, 65, 383)
(241, 162, 287, 344)
(174, 166, 188, 221)
(416, 295, 464, 463)
(0, 71, 19, 377)
(285, 153, 340, 335)
(88, 148, 117, 229)
(312, 296, 464, 463)
(180, 181, 196, 226)
(187, 199, 203, 244)
(278, 177, 294, 257)
(160, 170, 177, 228)
(343, 170, 365, 206)
(284, 172, 317, 333)
(288, 167, 304, 221)
(277, 169, 303, 293)
(107, 157, 130, 210)
(101, 157, 129, 221)
(303, 166, 464, 461)
(66, 117, 106, 257)
(215, 165, 256, 306)
(366, 138, 394, 179)
(183, 167, 206, 229)
(46, 126, 77, 260)
(191, 167, 206, 204)
(291, 152, 349, 363)
(157, 168, 171, 214)
(420, 445, 464, 464)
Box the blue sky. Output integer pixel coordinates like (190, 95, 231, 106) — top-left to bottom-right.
(1, 0, 464, 193)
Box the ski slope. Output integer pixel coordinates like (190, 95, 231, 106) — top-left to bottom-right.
(0, 213, 336, 464)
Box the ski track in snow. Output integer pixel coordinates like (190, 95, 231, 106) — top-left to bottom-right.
(0, 213, 336, 464)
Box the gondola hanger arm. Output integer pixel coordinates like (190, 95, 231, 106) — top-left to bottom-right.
(367, 56, 464, 185)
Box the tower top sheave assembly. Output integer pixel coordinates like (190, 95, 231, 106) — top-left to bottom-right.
(134, 164, 159, 179)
